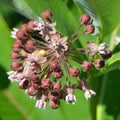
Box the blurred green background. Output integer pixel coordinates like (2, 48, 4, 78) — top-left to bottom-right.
(0, 0, 120, 120)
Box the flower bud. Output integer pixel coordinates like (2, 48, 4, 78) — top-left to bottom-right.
(49, 91, 60, 101)
(49, 100, 60, 109)
(25, 40, 36, 51)
(80, 14, 91, 25)
(93, 59, 105, 68)
(12, 43, 22, 52)
(18, 79, 29, 89)
(10, 51, 20, 59)
(50, 60, 60, 71)
(11, 61, 22, 71)
(28, 72, 39, 82)
(42, 10, 52, 21)
(41, 79, 52, 89)
(85, 24, 95, 34)
(81, 61, 92, 71)
(69, 67, 80, 77)
(16, 30, 27, 40)
(100, 50, 112, 59)
(20, 24, 28, 33)
(54, 70, 63, 79)
(27, 21, 35, 32)
(53, 82, 62, 91)
(26, 84, 38, 96)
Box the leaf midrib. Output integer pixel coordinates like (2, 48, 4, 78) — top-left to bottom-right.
(2, 90, 32, 120)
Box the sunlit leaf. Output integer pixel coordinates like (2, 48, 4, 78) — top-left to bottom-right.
(74, 0, 120, 38)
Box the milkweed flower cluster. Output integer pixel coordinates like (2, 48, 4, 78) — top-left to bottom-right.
(7, 10, 112, 109)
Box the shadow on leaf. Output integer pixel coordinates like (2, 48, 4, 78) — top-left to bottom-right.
(0, 65, 10, 90)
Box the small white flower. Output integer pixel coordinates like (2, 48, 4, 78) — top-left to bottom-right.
(35, 95, 47, 109)
(84, 89, 96, 100)
(7, 71, 23, 82)
(11, 28, 18, 39)
(34, 18, 45, 31)
(98, 43, 108, 54)
(65, 88, 76, 104)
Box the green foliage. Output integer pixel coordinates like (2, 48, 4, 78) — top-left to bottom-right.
(74, 0, 120, 39)
(0, 0, 120, 120)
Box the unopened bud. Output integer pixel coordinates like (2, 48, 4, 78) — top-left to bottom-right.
(42, 10, 52, 21)
(12, 43, 22, 52)
(16, 30, 27, 40)
(20, 24, 28, 33)
(85, 24, 95, 34)
(93, 59, 105, 68)
(100, 50, 112, 59)
(49, 100, 60, 109)
(69, 67, 80, 77)
(11, 61, 22, 71)
(10, 51, 20, 59)
(25, 40, 36, 51)
(50, 60, 60, 71)
(49, 91, 60, 101)
(41, 79, 52, 89)
(27, 21, 35, 32)
(18, 79, 29, 89)
(54, 70, 63, 79)
(81, 61, 92, 71)
(28, 72, 39, 82)
(80, 14, 91, 25)
(53, 82, 62, 91)
(26, 84, 38, 96)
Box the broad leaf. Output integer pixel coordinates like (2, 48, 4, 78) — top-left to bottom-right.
(74, 0, 120, 39)
(96, 70, 120, 120)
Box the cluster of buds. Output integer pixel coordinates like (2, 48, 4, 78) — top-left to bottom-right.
(7, 10, 112, 109)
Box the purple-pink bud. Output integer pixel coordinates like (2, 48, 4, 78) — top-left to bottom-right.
(25, 40, 36, 51)
(93, 59, 105, 68)
(28, 72, 39, 82)
(27, 21, 35, 32)
(41, 79, 52, 89)
(69, 67, 80, 77)
(50, 60, 60, 71)
(54, 70, 63, 79)
(18, 80, 29, 89)
(42, 10, 52, 21)
(100, 50, 112, 59)
(12, 43, 22, 52)
(49, 100, 59, 109)
(10, 51, 20, 59)
(49, 91, 60, 101)
(85, 24, 95, 34)
(11, 61, 22, 71)
(81, 61, 92, 71)
(26, 84, 38, 96)
(80, 14, 91, 25)
(16, 30, 27, 40)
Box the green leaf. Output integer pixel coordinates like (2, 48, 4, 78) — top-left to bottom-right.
(0, 91, 28, 120)
(96, 70, 120, 120)
(74, 0, 120, 38)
